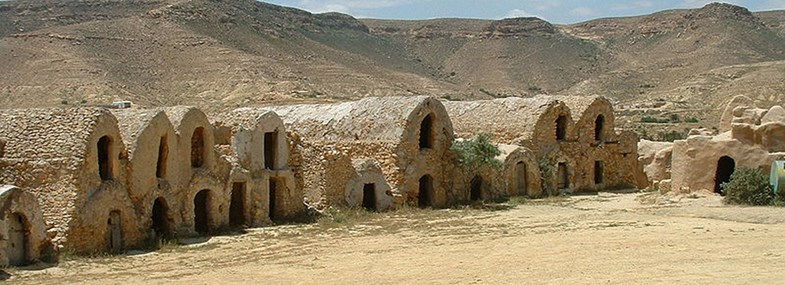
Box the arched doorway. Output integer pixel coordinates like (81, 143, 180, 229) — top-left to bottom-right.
(595, 115, 605, 141)
(470, 175, 483, 201)
(362, 183, 377, 211)
(515, 162, 527, 195)
(107, 210, 123, 252)
(714, 156, 736, 195)
(419, 114, 435, 149)
(418, 175, 433, 208)
(7, 213, 29, 266)
(557, 162, 569, 190)
(194, 190, 211, 234)
(230, 182, 246, 226)
(151, 197, 170, 238)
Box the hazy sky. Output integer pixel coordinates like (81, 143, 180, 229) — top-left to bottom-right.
(262, 0, 785, 24)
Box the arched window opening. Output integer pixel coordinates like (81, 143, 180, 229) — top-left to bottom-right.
(714, 156, 736, 195)
(556, 115, 567, 141)
(264, 131, 277, 170)
(418, 175, 433, 208)
(191, 127, 205, 168)
(419, 114, 435, 149)
(594, 115, 605, 141)
(7, 213, 29, 266)
(98, 135, 113, 180)
(156, 135, 168, 178)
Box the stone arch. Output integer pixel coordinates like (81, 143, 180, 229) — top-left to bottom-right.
(191, 127, 205, 168)
(418, 175, 434, 208)
(7, 212, 30, 266)
(151, 197, 171, 238)
(714, 156, 735, 195)
(594, 115, 605, 141)
(345, 159, 393, 211)
(97, 135, 114, 181)
(420, 113, 435, 149)
(193, 189, 212, 234)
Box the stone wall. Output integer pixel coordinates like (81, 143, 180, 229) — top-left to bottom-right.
(0, 185, 50, 266)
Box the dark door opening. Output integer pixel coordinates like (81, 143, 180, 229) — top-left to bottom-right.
(362, 183, 377, 211)
(594, 115, 605, 141)
(191, 127, 205, 168)
(264, 131, 277, 170)
(418, 175, 433, 208)
(269, 178, 278, 221)
(714, 156, 736, 195)
(7, 213, 28, 266)
(107, 210, 123, 252)
(470, 175, 483, 201)
(98, 135, 113, 180)
(194, 190, 210, 234)
(230, 182, 247, 226)
(557, 162, 569, 190)
(156, 136, 168, 178)
(594, 161, 604, 185)
(556, 115, 567, 141)
(151, 197, 170, 238)
(419, 114, 434, 149)
(516, 162, 527, 195)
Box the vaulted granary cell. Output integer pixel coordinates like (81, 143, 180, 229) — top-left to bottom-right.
(419, 113, 435, 149)
(362, 183, 377, 211)
(556, 115, 568, 141)
(97, 135, 113, 180)
(156, 135, 168, 178)
(107, 210, 123, 252)
(594, 115, 605, 141)
(194, 190, 211, 234)
(191, 127, 205, 168)
(470, 175, 483, 201)
(7, 213, 29, 266)
(264, 131, 277, 170)
(230, 182, 247, 226)
(714, 156, 736, 195)
(515, 162, 528, 195)
(418, 175, 433, 208)
(151, 197, 170, 238)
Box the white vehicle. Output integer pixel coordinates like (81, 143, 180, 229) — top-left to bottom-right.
(111, 101, 132, 109)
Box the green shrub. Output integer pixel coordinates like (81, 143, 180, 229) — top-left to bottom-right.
(722, 167, 775, 206)
(451, 133, 502, 170)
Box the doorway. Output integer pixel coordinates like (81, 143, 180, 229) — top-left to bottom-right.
(194, 190, 211, 234)
(418, 175, 433, 208)
(362, 183, 377, 211)
(714, 156, 736, 195)
(230, 182, 247, 226)
(7, 213, 28, 266)
(107, 210, 123, 252)
(470, 175, 483, 201)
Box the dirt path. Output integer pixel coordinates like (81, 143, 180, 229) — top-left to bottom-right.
(9, 192, 785, 284)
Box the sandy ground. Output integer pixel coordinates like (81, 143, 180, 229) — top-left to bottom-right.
(7, 191, 785, 284)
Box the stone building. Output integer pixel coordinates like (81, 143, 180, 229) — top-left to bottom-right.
(0, 108, 140, 253)
(112, 109, 180, 240)
(445, 95, 645, 195)
(671, 95, 785, 193)
(266, 96, 455, 209)
(164, 107, 230, 235)
(212, 108, 302, 223)
(0, 185, 49, 266)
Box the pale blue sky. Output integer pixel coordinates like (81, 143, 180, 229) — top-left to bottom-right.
(262, 0, 785, 24)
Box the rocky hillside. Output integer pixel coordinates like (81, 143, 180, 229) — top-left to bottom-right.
(2, 0, 785, 134)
